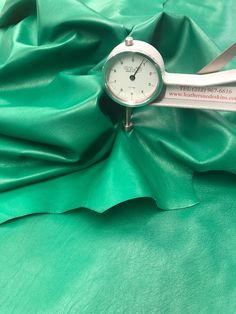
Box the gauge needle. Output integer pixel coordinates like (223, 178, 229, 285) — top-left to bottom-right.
(130, 58, 145, 81)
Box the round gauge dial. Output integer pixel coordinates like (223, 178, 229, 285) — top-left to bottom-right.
(104, 51, 163, 107)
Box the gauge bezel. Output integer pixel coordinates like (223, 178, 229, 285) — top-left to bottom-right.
(103, 51, 164, 108)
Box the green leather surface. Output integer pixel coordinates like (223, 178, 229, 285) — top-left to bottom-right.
(1, 172, 236, 313)
(0, 0, 236, 221)
(0, 0, 236, 313)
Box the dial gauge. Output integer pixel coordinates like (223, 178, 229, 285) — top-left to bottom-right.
(103, 37, 236, 109)
(103, 37, 236, 131)
(103, 39, 164, 108)
(105, 52, 161, 106)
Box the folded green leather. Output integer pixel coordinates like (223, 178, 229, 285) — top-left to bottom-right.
(0, 0, 235, 223)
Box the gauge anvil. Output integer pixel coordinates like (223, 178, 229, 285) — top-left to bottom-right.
(103, 37, 236, 131)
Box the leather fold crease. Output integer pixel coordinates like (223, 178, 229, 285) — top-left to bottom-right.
(0, 0, 236, 223)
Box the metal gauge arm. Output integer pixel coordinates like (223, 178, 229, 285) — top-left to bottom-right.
(153, 69, 236, 112)
(163, 70, 236, 87)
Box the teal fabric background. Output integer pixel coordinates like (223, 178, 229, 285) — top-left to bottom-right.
(0, 0, 236, 313)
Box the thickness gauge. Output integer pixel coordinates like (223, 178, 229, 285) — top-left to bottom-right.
(103, 37, 236, 131)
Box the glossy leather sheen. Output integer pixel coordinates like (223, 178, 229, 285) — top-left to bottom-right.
(1, 1, 236, 313)
(1, 172, 236, 313)
(0, 0, 236, 222)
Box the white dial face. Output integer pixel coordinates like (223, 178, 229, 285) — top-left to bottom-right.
(105, 52, 161, 106)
